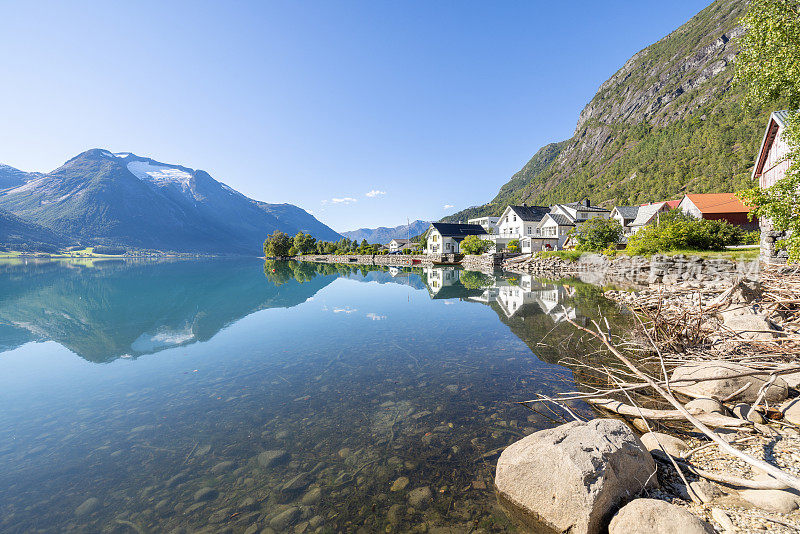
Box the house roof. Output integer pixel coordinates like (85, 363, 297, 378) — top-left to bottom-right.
(390, 238, 410, 245)
(506, 205, 551, 222)
(562, 201, 610, 213)
(429, 222, 488, 238)
(683, 193, 752, 214)
(753, 110, 792, 179)
(612, 206, 639, 220)
(545, 213, 576, 227)
(631, 202, 668, 227)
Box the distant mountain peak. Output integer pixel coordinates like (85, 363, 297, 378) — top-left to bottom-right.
(0, 148, 342, 254)
(341, 219, 430, 244)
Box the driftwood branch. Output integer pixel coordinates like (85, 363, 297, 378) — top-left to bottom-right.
(566, 317, 800, 493)
(587, 398, 749, 428)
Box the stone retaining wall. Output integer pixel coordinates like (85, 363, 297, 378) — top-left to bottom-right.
(295, 254, 438, 267)
(461, 252, 522, 272)
(761, 218, 791, 265)
(504, 253, 760, 287)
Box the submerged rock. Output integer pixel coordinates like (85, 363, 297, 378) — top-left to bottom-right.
(407, 486, 432, 508)
(608, 499, 713, 534)
(495, 419, 656, 534)
(257, 449, 288, 468)
(210, 461, 235, 475)
(301, 487, 322, 506)
(671, 361, 788, 403)
(391, 476, 410, 492)
(193, 487, 218, 502)
(74, 497, 100, 516)
(269, 507, 300, 530)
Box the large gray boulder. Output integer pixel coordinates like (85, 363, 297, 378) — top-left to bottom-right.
(671, 360, 788, 403)
(495, 419, 657, 534)
(608, 498, 714, 534)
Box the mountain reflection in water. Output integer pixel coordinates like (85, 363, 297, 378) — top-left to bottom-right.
(0, 258, 627, 533)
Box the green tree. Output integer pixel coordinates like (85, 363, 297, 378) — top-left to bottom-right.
(460, 235, 493, 255)
(571, 218, 623, 252)
(736, 0, 800, 262)
(263, 230, 293, 258)
(293, 232, 316, 255)
(506, 239, 520, 253)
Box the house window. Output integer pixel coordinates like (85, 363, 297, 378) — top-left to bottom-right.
(513, 215, 517, 221)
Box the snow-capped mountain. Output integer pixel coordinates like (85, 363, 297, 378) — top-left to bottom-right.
(0, 149, 341, 254)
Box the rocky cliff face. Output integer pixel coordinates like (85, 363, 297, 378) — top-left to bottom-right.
(445, 0, 772, 222)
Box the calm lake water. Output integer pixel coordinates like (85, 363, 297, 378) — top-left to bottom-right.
(0, 258, 625, 534)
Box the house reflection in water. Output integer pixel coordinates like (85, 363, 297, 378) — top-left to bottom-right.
(423, 266, 483, 300)
(421, 267, 578, 324)
(469, 274, 577, 322)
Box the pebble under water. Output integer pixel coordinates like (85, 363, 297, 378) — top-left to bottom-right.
(0, 258, 626, 533)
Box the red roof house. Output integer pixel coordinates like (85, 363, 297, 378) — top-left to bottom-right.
(678, 193, 756, 229)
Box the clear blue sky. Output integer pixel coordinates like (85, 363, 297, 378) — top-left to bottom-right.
(1, 0, 712, 232)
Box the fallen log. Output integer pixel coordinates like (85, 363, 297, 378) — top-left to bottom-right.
(587, 398, 750, 428)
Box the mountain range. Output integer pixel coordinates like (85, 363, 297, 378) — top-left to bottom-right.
(445, 0, 779, 223)
(0, 150, 341, 254)
(341, 219, 430, 244)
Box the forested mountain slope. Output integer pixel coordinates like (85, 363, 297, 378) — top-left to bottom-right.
(445, 0, 780, 222)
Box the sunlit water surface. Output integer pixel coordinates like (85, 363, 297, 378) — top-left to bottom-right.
(0, 259, 625, 533)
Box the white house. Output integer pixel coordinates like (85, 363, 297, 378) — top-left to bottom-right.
(424, 222, 487, 254)
(496, 205, 551, 239)
(467, 216, 500, 235)
(550, 199, 610, 224)
(610, 206, 639, 235)
(629, 202, 671, 234)
(388, 239, 419, 253)
(528, 199, 611, 251)
(491, 205, 551, 252)
(534, 213, 575, 250)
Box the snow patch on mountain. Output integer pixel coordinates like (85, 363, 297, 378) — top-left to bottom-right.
(127, 161, 193, 187)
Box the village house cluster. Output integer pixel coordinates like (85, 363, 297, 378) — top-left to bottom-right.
(423, 193, 755, 254)
(403, 111, 790, 262)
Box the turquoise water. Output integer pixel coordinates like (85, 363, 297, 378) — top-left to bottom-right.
(0, 259, 622, 533)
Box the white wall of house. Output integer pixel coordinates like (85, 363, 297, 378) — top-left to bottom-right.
(388, 239, 409, 253)
(496, 208, 543, 239)
(537, 216, 573, 249)
(426, 229, 461, 254)
(468, 217, 500, 234)
(759, 121, 790, 190)
(610, 208, 634, 235)
(678, 197, 702, 219)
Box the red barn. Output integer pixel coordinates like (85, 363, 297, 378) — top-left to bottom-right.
(677, 193, 756, 230)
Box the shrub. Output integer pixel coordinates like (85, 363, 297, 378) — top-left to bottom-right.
(570, 218, 623, 252)
(626, 210, 744, 255)
(506, 239, 520, 252)
(461, 235, 493, 255)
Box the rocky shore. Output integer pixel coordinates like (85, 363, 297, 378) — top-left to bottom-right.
(503, 253, 760, 288)
(494, 265, 800, 533)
